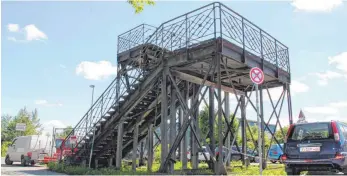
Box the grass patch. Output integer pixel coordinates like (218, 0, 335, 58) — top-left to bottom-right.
(227, 161, 286, 175)
(47, 162, 150, 175)
(47, 161, 213, 175)
(48, 161, 287, 175)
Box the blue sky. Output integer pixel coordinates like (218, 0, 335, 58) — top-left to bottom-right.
(2, 0, 347, 134)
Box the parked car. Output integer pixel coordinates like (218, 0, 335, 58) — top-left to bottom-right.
(282, 121, 347, 175)
(5, 135, 52, 166)
(187, 146, 211, 161)
(215, 146, 230, 162)
(243, 148, 259, 163)
(268, 143, 284, 163)
(215, 146, 259, 163)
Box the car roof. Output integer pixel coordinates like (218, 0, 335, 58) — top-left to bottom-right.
(293, 121, 332, 126)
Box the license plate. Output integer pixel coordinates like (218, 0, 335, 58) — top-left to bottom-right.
(300, 147, 320, 152)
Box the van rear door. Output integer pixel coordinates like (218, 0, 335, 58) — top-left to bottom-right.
(286, 122, 338, 159)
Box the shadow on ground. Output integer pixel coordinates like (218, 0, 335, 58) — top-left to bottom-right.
(1, 163, 41, 168)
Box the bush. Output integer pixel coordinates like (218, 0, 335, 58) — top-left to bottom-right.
(1, 141, 11, 157)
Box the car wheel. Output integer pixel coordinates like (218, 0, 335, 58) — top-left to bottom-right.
(21, 157, 27, 166)
(5, 155, 13, 165)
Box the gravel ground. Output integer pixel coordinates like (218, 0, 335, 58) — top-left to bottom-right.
(1, 157, 65, 175)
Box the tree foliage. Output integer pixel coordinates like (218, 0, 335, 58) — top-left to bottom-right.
(198, 106, 237, 145)
(56, 126, 74, 138)
(127, 0, 155, 14)
(197, 105, 289, 155)
(1, 107, 43, 156)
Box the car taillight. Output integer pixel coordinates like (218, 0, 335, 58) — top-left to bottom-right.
(27, 152, 32, 157)
(281, 154, 287, 161)
(285, 124, 294, 143)
(331, 121, 340, 142)
(335, 153, 344, 159)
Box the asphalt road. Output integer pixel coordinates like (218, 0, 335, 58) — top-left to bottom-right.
(1, 157, 64, 175)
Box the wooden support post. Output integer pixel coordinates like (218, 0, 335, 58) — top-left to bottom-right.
(116, 123, 124, 170)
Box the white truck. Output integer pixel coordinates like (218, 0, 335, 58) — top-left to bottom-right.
(5, 135, 53, 166)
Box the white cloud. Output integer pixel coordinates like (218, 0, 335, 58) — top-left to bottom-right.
(303, 100, 347, 120)
(317, 79, 328, 86)
(291, 0, 343, 12)
(24, 24, 47, 41)
(310, 70, 343, 86)
(303, 106, 339, 115)
(306, 115, 346, 122)
(6, 24, 47, 42)
(291, 80, 310, 94)
(42, 120, 68, 136)
(329, 101, 347, 108)
(7, 24, 19, 32)
(329, 52, 347, 73)
(35, 99, 63, 107)
(264, 87, 283, 102)
(263, 80, 309, 102)
(76, 61, 117, 80)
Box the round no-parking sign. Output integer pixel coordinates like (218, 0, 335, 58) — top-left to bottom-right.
(249, 67, 264, 85)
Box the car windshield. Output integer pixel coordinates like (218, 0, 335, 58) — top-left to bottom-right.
(289, 123, 332, 141)
(55, 139, 63, 148)
(270, 145, 278, 149)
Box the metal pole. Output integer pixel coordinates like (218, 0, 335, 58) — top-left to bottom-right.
(88, 127, 95, 168)
(225, 92, 231, 167)
(148, 122, 154, 172)
(256, 84, 262, 175)
(132, 122, 139, 171)
(241, 95, 248, 167)
(90, 85, 95, 129)
(160, 66, 168, 170)
(88, 85, 95, 168)
(51, 127, 55, 157)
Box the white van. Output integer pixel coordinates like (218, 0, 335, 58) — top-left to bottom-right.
(5, 135, 53, 166)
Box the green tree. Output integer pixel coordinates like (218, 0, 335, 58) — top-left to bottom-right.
(1, 107, 43, 156)
(274, 125, 289, 144)
(56, 126, 73, 138)
(128, 0, 155, 13)
(198, 106, 238, 145)
(1, 115, 13, 142)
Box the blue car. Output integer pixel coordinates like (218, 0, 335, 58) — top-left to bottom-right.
(282, 121, 347, 175)
(268, 143, 284, 163)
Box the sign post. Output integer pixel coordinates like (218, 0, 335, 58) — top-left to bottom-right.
(249, 67, 264, 175)
(16, 123, 26, 131)
(16, 123, 26, 136)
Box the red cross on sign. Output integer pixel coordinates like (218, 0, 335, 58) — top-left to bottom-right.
(250, 67, 264, 85)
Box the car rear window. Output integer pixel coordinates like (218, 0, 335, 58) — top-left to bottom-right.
(270, 144, 278, 149)
(288, 123, 333, 141)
